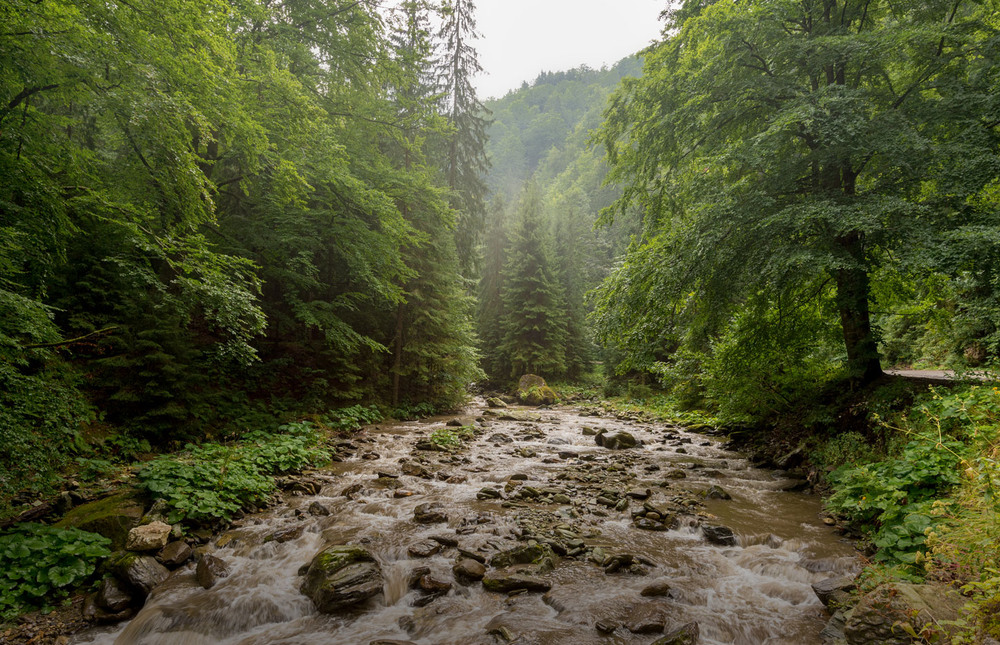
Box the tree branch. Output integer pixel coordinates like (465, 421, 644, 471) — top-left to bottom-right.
(23, 327, 118, 350)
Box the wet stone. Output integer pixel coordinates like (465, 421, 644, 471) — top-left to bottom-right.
(308, 501, 332, 516)
(702, 524, 738, 546)
(476, 487, 502, 500)
(156, 541, 192, 568)
(300, 545, 383, 613)
(265, 525, 304, 544)
(481, 572, 551, 593)
(641, 580, 673, 597)
(413, 503, 448, 524)
(95, 578, 132, 613)
(653, 621, 700, 645)
(634, 518, 667, 531)
(430, 534, 459, 548)
(702, 485, 732, 500)
(196, 554, 230, 590)
(407, 540, 441, 558)
(453, 558, 487, 583)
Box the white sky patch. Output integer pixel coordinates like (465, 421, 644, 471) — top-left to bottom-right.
(473, 0, 666, 99)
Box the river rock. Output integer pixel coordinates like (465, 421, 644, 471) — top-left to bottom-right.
(489, 543, 556, 573)
(702, 524, 737, 546)
(196, 554, 230, 589)
(407, 540, 441, 558)
(124, 521, 172, 552)
(843, 583, 964, 645)
(95, 578, 133, 613)
(641, 580, 673, 597)
(308, 501, 332, 516)
(301, 545, 383, 613)
(701, 485, 732, 500)
(413, 503, 448, 524)
(653, 622, 700, 644)
(402, 462, 433, 479)
(82, 593, 133, 625)
(106, 551, 169, 597)
(55, 492, 145, 550)
(370, 641, 419, 645)
(482, 572, 551, 593)
(595, 431, 638, 450)
(486, 397, 508, 409)
(156, 540, 192, 567)
(812, 575, 856, 607)
(626, 605, 666, 634)
(453, 558, 487, 583)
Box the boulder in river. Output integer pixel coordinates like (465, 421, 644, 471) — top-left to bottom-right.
(196, 554, 230, 589)
(156, 540, 192, 567)
(489, 543, 556, 574)
(413, 503, 448, 524)
(517, 374, 557, 406)
(106, 551, 169, 598)
(485, 397, 508, 409)
(481, 572, 551, 593)
(595, 431, 638, 450)
(301, 545, 384, 613)
(702, 524, 737, 546)
(843, 583, 964, 645)
(453, 558, 487, 583)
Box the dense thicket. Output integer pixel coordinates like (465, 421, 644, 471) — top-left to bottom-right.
(594, 0, 1000, 416)
(0, 0, 487, 512)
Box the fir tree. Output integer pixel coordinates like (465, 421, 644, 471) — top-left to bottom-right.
(500, 183, 569, 378)
(434, 0, 491, 274)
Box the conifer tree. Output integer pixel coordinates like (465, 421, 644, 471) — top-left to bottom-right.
(435, 0, 491, 274)
(500, 183, 569, 378)
(384, 0, 482, 408)
(477, 197, 512, 381)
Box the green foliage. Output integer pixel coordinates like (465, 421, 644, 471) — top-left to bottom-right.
(595, 0, 1000, 385)
(0, 524, 110, 620)
(138, 422, 325, 524)
(322, 405, 384, 432)
(429, 425, 475, 450)
(828, 439, 965, 564)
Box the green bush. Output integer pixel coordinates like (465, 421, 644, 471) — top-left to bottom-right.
(0, 523, 110, 620)
(827, 438, 965, 564)
(138, 422, 325, 524)
(322, 405, 383, 432)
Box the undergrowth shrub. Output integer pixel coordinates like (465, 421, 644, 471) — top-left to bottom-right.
(0, 523, 110, 620)
(138, 421, 325, 524)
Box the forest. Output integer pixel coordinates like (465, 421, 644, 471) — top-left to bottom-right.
(2, 0, 1000, 642)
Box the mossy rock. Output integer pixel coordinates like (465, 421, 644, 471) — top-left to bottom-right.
(516, 375, 557, 406)
(55, 491, 145, 550)
(300, 545, 383, 613)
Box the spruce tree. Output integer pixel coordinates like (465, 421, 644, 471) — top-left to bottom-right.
(477, 196, 512, 382)
(500, 183, 569, 378)
(434, 0, 491, 274)
(383, 0, 482, 409)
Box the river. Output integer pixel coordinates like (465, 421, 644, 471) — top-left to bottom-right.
(74, 400, 857, 645)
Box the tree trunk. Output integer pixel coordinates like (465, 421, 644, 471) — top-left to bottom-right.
(834, 233, 882, 383)
(392, 303, 405, 407)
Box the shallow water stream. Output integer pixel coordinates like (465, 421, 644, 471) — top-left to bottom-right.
(75, 401, 857, 645)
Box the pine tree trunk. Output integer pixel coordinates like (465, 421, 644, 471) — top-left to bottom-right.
(834, 233, 882, 383)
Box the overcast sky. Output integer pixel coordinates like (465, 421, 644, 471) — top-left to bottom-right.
(472, 0, 666, 100)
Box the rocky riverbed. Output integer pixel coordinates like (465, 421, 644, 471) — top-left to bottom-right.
(68, 399, 860, 645)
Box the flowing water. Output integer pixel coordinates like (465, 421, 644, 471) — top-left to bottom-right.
(75, 401, 857, 645)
